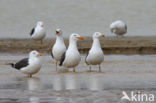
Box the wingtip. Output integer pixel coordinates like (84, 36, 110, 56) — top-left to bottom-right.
(59, 62, 63, 66)
(5, 63, 14, 67)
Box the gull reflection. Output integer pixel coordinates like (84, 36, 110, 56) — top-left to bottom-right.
(53, 75, 64, 90)
(26, 77, 41, 91)
(88, 75, 103, 90)
(51, 74, 104, 90)
(25, 77, 41, 103)
(29, 96, 39, 103)
(64, 75, 80, 90)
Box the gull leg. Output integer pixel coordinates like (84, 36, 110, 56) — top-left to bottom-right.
(99, 65, 101, 72)
(55, 61, 58, 71)
(41, 40, 43, 44)
(89, 65, 91, 72)
(64, 67, 69, 72)
(28, 74, 32, 78)
(73, 68, 76, 72)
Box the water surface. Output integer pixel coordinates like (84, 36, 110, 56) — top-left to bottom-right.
(0, 0, 156, 39)
(0, 54, 156, 102)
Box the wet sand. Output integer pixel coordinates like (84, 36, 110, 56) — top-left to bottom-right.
(1, 37, 156, 54)
(0, 54, 156, 102)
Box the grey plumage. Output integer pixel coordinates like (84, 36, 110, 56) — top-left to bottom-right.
(8, 58, 29, 70)
(85, 52, 89, 65)
(59, 52, 66, 66)
(51, 48, 54, 58)
(30, 28, 35, 36)
(110, 20, 127, 36)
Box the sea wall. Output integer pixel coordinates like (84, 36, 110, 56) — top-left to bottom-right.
(0, 37, 156, 54)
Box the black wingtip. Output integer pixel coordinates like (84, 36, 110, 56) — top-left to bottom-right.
(85, 60, 89, 65)
(30, 28, 35, 36)
(59, 52, 66, 66)
(59, 59, 63, 66)
(85, 52, 89, 65)
(6, 63, 15, 68)
(51, 50, 54, 59)
(59, 62, 62, 66)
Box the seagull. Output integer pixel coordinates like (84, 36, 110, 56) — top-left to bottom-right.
(51, 29, 66, 71)
(85, 32, 104, 72)
(7, 50, 43, 77)
(59, 33, 84, 72)
(30, 21, 46, 44)
(110, 20, 127, 37)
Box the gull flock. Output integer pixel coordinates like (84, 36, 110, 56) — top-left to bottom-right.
(7, 20, 127, 77)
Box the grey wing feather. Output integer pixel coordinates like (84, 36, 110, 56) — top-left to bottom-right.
(51, 50, 54, 58)
(85, 51, 89, 65)
(30, 28, 35, 36)
(14, 58, 29, 70)
(125, 25, 127, 31)
(59, 52, 66, 66)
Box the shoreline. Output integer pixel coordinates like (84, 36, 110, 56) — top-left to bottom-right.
(0, 37, 156, 54)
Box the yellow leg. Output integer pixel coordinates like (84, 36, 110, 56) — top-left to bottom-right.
(89, 65, 91, 72)
(41, 40, 43, 44)
(56, 61, 58, 71)
(28, 74, 32, 78)
(73, 68, 76, 72)
(99, 65, 101, 72)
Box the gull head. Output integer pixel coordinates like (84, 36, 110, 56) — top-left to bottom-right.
(55, 28, 62, 35)
(93, 32, 105, 39)
(29, 50, 42, 58)
(70, 33, 84, 41)
(37, 21, 44, 27)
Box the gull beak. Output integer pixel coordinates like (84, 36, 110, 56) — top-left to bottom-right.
(56, 31, 59, 34)
(41, 24, 44, 27)
(100, 34, 105, 37)
(77, 36, 84, 40)
(37, 53, 42, 56)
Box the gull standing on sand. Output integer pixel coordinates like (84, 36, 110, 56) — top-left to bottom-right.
(30, 21, 46, 44)
(85, 32, 105, 72)
(51, 29, 66, 71)
(110, 20, 127, 37)
(59, 33, 84, 72)
(7, 50, 43, 77)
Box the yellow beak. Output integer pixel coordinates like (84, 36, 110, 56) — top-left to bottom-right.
(37, 53, 42, 56)
(77, 36, 84, 40)
(100, 34, 105, 37)
(56, 31, 59, 34)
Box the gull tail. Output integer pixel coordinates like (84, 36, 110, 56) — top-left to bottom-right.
(5, 63, 15, 68)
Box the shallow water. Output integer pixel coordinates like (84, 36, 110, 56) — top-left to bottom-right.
(0, 54, 156, 102)
(0, 0, 156, 38)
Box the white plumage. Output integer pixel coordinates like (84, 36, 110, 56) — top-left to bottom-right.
(85, 32, 104, 72)
(8, 50, 43, 77)
(52, 29, 66, 71)
(30, 21, 46, 44)
(59, 33, 84, 72)
(110, 20, 127, 37)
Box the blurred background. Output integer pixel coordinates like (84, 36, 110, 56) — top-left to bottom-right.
(0, 0, 156, 39)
